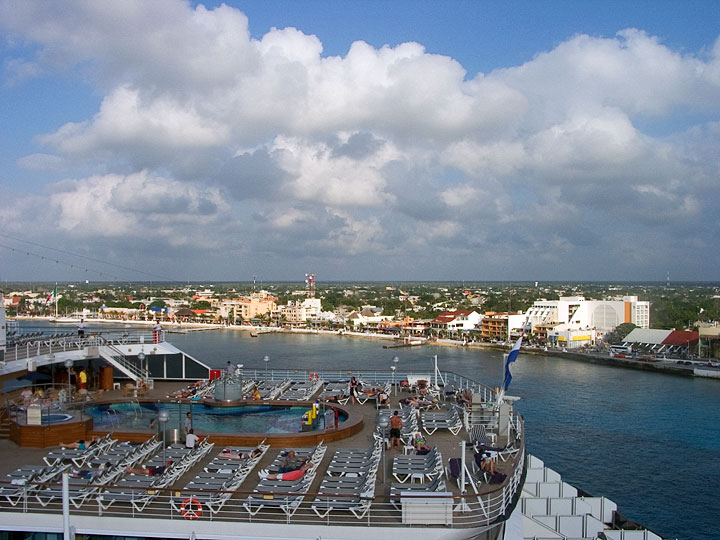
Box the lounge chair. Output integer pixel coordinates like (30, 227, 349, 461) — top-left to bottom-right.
(389, 474, 446, 509)
(392, 449, 444, 483)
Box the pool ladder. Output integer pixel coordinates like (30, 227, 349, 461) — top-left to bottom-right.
(105, 408, 120, 428)
(130, 399, 143, 419)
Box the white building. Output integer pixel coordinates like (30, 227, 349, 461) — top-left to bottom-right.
(546, 325, 598, 349)
(431, 310, 482, 332)
(525, 296, 650, 333)
(277, 298, 323, 325)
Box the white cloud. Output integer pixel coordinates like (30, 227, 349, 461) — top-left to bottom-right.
(1, 1, 719, 279)
(50, 172, 228, 247)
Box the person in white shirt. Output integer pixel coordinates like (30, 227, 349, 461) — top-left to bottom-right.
(185, 429, 199, 448)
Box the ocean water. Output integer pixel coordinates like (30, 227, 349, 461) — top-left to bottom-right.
(17, 323, 719, 539)
(165, 330, 717, 540)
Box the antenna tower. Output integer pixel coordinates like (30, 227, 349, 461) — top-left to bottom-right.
(305, 273, 316, 298)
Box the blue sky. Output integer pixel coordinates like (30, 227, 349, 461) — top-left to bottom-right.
(0, 1, 719, 283)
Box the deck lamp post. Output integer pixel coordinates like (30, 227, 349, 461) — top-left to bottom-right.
(390, 366, 396, 396)
(137, 350, 146, 381)
(393, 356, 399, 395)
(158, 409, 169, 464)
(64, 359, 73, 401)
(238, 363, 244, 398)
(263, 355, 269, 380)
(377, 416, 389, 485)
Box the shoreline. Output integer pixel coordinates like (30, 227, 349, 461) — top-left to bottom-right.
(11, 316, 719, 379)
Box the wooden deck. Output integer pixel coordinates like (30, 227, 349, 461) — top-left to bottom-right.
(0, 379, 524, 536)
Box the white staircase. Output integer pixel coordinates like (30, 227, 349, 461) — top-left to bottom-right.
(519, 454, 662, 540)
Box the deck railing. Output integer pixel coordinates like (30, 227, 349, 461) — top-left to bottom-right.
(2, 331, 163, 364)
(0, 450, 526, 533)
(229, 369, 497, 401)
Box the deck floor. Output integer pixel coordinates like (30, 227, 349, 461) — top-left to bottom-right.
(0, 380, 521, 527)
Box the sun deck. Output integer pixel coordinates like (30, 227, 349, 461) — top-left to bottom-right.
(0, 374, 525, 540)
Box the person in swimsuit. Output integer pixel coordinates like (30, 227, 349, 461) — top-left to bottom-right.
(258, 463, 309, 481)
(389, 410, 404, 449)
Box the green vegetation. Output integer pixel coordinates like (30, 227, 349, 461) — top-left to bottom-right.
(3, 280, 720, 333)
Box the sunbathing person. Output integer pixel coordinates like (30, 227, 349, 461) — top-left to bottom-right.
(411, 432, 432, 454)
(400, 397, 420, 408)
(475, 452, 497, 474)
(60, 436, 97, 450)
(126, 461, 173, 476)
(278, 450, 309, 472)
(69, 468, 94, 479)
(218, 447, 264, 460)
(258, 463, 309, 481)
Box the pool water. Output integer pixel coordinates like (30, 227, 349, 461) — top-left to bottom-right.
(86, 402, 345, 433)
(42, 413, 73, 424)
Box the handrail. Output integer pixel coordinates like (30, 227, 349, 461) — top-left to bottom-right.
(0, 461, 525, 529)
(97, 338, 145, 381)
(2, 330, 164, 364)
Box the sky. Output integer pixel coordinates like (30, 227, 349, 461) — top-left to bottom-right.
(1, 0, 719, 284)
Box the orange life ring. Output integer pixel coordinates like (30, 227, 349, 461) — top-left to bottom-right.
(310, 372, 319, 382)
(181, 497, 202, 520)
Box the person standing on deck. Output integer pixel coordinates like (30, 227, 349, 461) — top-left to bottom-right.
(78, 369, 87, 390)
(77, 318, 86, 338)
(389, 410, 404, 450)
(349, 377, 359, 404)
(152, 320, 162, 344)
(184, 411, 192, 436)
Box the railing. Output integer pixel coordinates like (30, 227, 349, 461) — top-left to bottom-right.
(0, 467, 524, 531)
(1, 331, 163, 365)
(231, 368, 495, 398)
(98, 339, 145, 380)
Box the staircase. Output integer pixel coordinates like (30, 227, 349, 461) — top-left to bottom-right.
(0, 407, 14, 440)
(97, 339, 145, 382)
(521, 454, 663, 540)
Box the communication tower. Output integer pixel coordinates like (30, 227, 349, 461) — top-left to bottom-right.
(305, 273, 316, 298)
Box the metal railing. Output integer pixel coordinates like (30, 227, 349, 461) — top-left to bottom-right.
(0, 458, 525, 531)
(1, 331, 163, 365)
(231, 368, 496, 399)
(99, 339, 145, 380)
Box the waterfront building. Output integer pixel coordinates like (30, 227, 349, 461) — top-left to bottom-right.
(344, 306, 390, 329)
(276, 297, 323, 326)
(431, 310, 482, 334)
(218, 291, 278, 323)
(546, 325, 597, 349)
(698, 324, 720, 358)
(624, 328, 699, 355)
(524, 296, 650, 333)
(481, 311, 526, 341)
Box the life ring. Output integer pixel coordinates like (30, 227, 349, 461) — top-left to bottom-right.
(309, 372, 319, 382)
(181, 497, 203, 520)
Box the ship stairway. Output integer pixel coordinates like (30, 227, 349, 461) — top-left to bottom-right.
(519, 454, 663, 540)
(97, 339, 145, 382)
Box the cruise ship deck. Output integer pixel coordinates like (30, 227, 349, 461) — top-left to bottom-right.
(0, 373, 525, 540)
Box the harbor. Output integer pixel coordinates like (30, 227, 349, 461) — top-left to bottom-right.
(1, 321, 716, 539)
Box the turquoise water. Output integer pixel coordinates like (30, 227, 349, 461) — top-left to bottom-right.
(166, 330, 717, 540)
(86, 402, 337, 433)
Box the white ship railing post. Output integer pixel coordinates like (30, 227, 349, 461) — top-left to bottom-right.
(62, 472, 70, 540)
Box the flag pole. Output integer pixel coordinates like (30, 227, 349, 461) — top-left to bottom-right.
(54, 283, 58, 319)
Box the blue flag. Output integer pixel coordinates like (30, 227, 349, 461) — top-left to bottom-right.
(503, 334, 524, 391)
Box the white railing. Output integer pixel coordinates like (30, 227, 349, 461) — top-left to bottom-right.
(0, 470, 525, 531)
(2, 331, 163, 364)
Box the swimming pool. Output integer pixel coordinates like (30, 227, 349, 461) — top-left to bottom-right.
(41, 413, 73, 424)
(85, 402, 346, 434)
